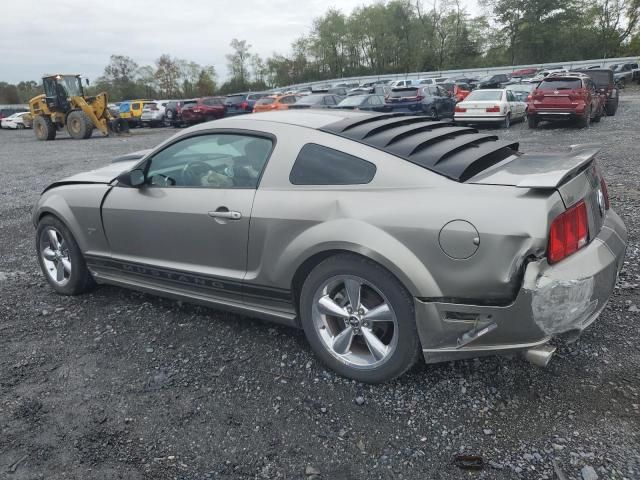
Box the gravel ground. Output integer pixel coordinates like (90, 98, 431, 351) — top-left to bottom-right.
(1, 96, 639, 480)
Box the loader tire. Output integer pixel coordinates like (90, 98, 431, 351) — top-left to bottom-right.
(34, 115, 56, 141)
(66, 110, 94, 140)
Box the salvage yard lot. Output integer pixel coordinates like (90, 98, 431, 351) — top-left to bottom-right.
(1, 95, 639, 480)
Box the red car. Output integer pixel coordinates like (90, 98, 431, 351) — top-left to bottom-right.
(180, 97, 227, 125)
(527, 73, 603, 128)
(511, 67, 538, 78)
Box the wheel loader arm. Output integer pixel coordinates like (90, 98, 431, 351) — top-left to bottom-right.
(70, 93, 113, 136)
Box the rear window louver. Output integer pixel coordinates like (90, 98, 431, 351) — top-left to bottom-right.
(320, 114, 519, 182)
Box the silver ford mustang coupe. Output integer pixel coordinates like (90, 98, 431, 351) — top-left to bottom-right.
(33, 111, 627, 383)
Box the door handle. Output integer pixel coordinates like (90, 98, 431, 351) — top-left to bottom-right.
(208, 209, 242, 220)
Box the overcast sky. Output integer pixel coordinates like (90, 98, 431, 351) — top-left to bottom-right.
(1, 0, 479, 84)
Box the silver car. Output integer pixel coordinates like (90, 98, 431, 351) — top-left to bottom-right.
(33, 111, 627, 383)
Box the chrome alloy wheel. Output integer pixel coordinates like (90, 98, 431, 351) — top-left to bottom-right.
(312, 275, 399, 369)
(40, 227, 72, 286)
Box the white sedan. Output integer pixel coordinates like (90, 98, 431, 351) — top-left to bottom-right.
(454, 89, 527, 128)
(1, 111, 30, 129)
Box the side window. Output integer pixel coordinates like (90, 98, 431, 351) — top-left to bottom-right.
(324, 96, 336, 105)
(290, 143, 376, 185)
(506, 91, 515, 101)
(281, 96, 296, 104)
(145, 134, 273, 189)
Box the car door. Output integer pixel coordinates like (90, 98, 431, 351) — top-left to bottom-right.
(100, 132, 274, 303)
(505, 90, 518, 117)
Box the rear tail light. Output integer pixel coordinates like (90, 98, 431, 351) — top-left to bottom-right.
(455, 106, 466, 112)
(270, 104, 278, 109)
(548, 200, 589, 264)
(240, 101, 249, 110)
(485, 106, 500, 112)
(600, 177, 610, 210)
(416, 95, 424, 101)
(192, 108, 201, 113)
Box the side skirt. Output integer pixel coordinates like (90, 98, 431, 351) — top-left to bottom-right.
(93, 271, 299, 328)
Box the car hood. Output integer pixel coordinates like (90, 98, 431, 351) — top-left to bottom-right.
(43, 159, 140, 193)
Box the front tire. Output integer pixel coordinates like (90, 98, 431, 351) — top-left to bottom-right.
(299, 254, 421, 383)
(33, 115, 56, 140)
(36, 215, 95, 295)
(66, 110, 94, 139)
(429, 108, 439, 121)
(501, 113, 511, 128)
(606, 98, 618, 116)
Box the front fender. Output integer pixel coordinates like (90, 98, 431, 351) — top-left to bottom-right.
(270, 219, 442, 298)
(33, 185, 111, 256)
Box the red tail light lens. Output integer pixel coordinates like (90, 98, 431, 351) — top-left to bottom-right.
(416, 95, 424, 101)
(270, 104, 278, 109)
(455, 106, 466, 112)
(548, 200, 589, 264)
(485, 106, 500, 112)
(240, 101, 249, 110)
(600, 177, 610, 210)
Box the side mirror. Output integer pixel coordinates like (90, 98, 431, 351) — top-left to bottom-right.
(117, 169, 145, 187)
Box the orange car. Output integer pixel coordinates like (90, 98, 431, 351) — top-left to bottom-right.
(253, 94, 300, 113)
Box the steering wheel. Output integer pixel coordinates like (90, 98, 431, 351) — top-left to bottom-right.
(181, 160, 214, 186)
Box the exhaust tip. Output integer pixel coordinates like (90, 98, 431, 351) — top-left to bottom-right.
(523, 344, 556, 368)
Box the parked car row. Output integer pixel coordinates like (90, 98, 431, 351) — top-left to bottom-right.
(0, 105, 29, 129)
(0, 111, 31, 129)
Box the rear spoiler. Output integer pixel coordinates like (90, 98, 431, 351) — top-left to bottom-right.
(468, 144, 600, 189)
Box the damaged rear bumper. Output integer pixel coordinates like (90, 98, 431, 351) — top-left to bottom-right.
(417, 209, 627, 364)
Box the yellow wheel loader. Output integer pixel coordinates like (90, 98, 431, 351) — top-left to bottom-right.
(28, 74, 127, 141)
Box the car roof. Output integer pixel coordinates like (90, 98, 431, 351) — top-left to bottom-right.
(185, 112, 519, 183)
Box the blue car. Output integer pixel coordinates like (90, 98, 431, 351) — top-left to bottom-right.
(224, 92, 269, 114)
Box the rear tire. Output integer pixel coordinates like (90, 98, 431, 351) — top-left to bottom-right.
(34, 115, 57, 141)
(527, 115, 538, 129)
(606, 98, 618, 116)
(66, 110, 93, 139)
(299, 254, 421, 383)
(36, 215, 96, 295)
(577, 108, 590, 128)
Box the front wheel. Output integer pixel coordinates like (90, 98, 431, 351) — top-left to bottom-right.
(299, 254, 421, 383)
(36, 215, 95, 295)
(66, 110, 94, 139)
(501, 113, 511, 128)
(429, 108, 439, 121)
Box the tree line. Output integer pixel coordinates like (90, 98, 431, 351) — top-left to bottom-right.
(2, 0, 639, 103)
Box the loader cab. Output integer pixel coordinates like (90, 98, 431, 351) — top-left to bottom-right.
(42, 75, 84, 113)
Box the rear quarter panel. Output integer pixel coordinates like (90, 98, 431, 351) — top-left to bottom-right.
(248, 122, 564, 302)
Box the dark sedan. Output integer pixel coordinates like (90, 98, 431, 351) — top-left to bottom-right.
(477, 74, 510, 89)
(385, 86, 456, 119)
(288, 94, 343, 109)
(333, 94, 390, 112)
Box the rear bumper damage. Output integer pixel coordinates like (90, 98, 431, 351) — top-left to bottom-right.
(417, 209, 627, 364)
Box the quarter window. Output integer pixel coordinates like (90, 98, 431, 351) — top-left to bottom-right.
(145, 134, 273, 189)
(290, 144, 376, 185)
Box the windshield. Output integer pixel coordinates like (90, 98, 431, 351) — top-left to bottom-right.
(295, 95, 324, 105)
(225, 95, 246, 104)
(390, 88, 420, 98)
(539, 79, 582, 90)
(584, 71, 611, 87)
(465, 90, 503, 101)
(58, 76, 83, 96)
(338, 96, 366, 106)
(256, 97, 276, 105)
